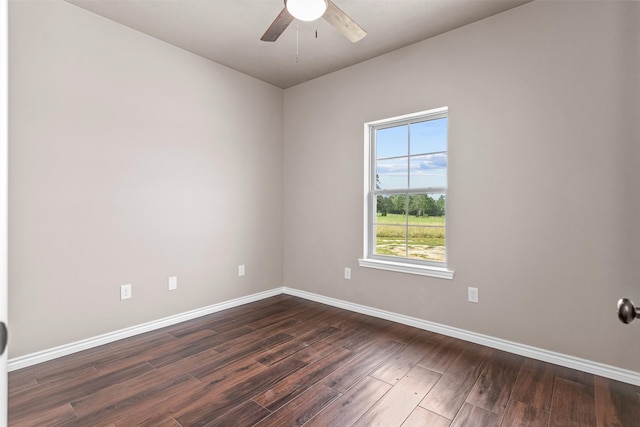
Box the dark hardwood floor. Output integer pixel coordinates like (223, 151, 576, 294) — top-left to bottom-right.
(8, 295, 640, 426)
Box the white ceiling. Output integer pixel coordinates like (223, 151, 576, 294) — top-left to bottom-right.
(65, 0, 533, 89)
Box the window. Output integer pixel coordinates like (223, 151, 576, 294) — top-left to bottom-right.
(359, 107, 453, 279)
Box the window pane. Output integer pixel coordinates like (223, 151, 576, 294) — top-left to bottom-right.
(376, 125, 408, 159)
(376, 193, 407, 216)
(375, 224, 406, 258)
(409, 153, 447, 188)
(376, 195, 402, 219)
(408, 193, 446, 217)
(406, 193, 445, 261)
(407, 225, 445, 262)
(376, 157, 408, 190)
(410, 117, 447, 155)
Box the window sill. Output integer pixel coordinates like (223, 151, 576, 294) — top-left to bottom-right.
(358, 258, 454, 279)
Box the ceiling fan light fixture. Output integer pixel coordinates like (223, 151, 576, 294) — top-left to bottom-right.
(285, 0, 327, 22)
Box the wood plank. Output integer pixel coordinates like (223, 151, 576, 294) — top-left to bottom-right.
(304, 376, 391, 427)
(147, 326, 253, 368)
(205, 303, 292, 333)
(341, 326, 388, 353)
(8, 403, 78, 426)
(73, 373, 200, 426)
(556, 365, 594, 387)
(465, 350, 524, 415)
(211, 318, 302, 354)
(253, 347, 354, 411)
(8, 371, 38, 397)
(173, 357, 307, 426)
(291, 336, 346, 364)
(377, 320, 424, 344)
(371, 331, 438, 385)
(450, 403, 502, 427)
(245, 304, 306, 330)
(509, 358, 555, 411)
(401, 406, 451, 427)
(189, 332, 294, 379)
(31, 330, 174, 383)
(108, 375, 203, 427)
(252, 384, 340, 427)
(594, 376, 640, 427)
(254, 326, 340, 366)
(322, 324, 380, 349)
(150, 418, 182, 427)
(271, 295, 309, 307)
(325, 309, 368, 329)
(417, 336, 465, 374)
(30, 359, 100, 386)
(162, 296, 298, 337)
(353, 365, 441, 427)
(71, 370, 194, 418)
(252, 300, 344, 331)
(9, 365, 101, 411)
(94, 328, 216, 374)
(156, 348, 221, 377)
(501, 400, 549, 427)
(9, 362, 154, 421)
(323, 338, 405, 393)
(420, 344, 491, 419)
(549, 378, 596, 427)
(164, 319, 222, 338)
(201, 400, 271, 427)
(194, 356, 267, 389)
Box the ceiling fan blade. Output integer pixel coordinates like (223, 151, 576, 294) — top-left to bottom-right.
(323, 0, 366, 43)
(261, 7, 294, 42)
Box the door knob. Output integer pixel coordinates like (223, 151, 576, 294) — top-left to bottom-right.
(0, 322, 6, 355)
(617, 298, 639, 324)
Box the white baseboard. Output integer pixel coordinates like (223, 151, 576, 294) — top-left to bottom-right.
(282, 287, 640, 387)
(8, 288, 282, 372)
(10, 285, 640, 387)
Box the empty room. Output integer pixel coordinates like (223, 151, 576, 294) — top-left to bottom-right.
(2, 0, 640, 425)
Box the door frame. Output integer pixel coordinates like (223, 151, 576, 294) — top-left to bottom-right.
(1, 0, 9, 424)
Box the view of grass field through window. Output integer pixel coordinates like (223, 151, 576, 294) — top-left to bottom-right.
(375, 195, 445, 261)
(372, 114, 447, 263)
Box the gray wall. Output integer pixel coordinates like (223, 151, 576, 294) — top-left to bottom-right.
(283, 1, 640, 372)
(9, 0, 284, 357)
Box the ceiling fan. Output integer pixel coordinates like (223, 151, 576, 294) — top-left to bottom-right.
(261, 0, 367, 43)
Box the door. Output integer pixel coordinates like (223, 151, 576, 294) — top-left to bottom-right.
(1, 0, 9, 425)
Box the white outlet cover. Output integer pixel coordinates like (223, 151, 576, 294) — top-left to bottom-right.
(468, 287, 479, 303)
(120, 284, 132, 300)
(168, 276, 177, 290)
(344, 267, 351, 280)
(238, 265, 245, 276)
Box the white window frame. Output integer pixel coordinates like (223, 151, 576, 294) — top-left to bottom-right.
(358, 107, 454, 279)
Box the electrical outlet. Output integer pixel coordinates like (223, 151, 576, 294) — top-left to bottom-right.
(238, 265, 245, 277)
(121, 284, 132, 300)
(344, 267, 351, 280)
(468, 287, 479, 303)
(168, 276, 177, 291)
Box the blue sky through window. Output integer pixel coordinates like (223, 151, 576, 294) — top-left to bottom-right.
(376, 118, 447, 189)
